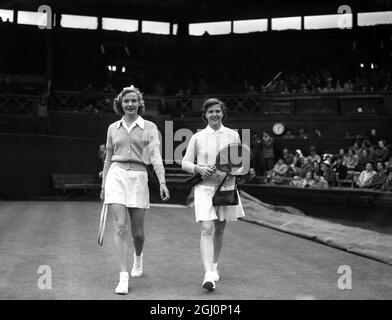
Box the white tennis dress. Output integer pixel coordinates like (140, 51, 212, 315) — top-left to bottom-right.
(182, 124, 246, 222)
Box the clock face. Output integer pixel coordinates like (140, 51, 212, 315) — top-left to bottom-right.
(273, 123, 285, 135)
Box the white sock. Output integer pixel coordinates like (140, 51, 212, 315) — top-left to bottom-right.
(119, 271, 129, 279)
(212, 263, 218, 270)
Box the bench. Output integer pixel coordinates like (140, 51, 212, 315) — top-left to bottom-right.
(52, 173, 100, 197)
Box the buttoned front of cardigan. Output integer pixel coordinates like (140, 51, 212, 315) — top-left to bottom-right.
(102, 116, 165, 187)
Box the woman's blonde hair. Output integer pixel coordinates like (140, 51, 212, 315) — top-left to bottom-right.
(113, 85, 145, 115)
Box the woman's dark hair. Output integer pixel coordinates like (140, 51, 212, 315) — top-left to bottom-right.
(201, 98, 227, 123)
(113, 86, 145, 116)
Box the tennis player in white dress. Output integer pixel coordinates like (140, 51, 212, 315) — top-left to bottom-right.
(182, 98, 246, 291)
(101, 85, 170, 294)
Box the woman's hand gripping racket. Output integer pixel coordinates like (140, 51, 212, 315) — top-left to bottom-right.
(184, 143, 250, 188)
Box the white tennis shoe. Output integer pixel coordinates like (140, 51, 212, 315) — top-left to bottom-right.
(131, 252, 143, 277)
(202, 271, 216, 291)
(115, 271, 129, 295)
(212, 263, 220, 282)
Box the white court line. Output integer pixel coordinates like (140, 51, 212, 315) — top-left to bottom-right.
(150, 203, 188, 208)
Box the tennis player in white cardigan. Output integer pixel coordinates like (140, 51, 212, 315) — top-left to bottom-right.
(182, 98, 245, 291)
(101, 85, 170, 294)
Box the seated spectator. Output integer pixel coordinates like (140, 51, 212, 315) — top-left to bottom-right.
(293, 149, 304, 168)
(312, 161, 323, 176)
(333, 156, 348, 181)
(269, 158, 288, 184)
(298, 157, 314, 178)
(307, 146, 321, 163)
(322, 153, 333, 164)
(373, 140, 389, 162)
(297, 126, 310, 139)
(282, 148, 294, 166)
(350, 141, 361, 156)
(385, 157, 392, 172)
(343, 148, 359, 171)
(337, 148, 346, 158)
(282, 129, 295, 139)
(356, 149, 371, 172)
(300, 171, 315, 188)
(243, 168, 261, 184)
(381, 170, 392, 192)
(357, 162, 376, 188)
(311, 172, 329, 189)
(321, 160, 336, 186)
(367, 161, 387, 190)
(289, 176, 303, 188)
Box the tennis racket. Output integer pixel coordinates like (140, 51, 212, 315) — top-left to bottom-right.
(184, 142, 250, 188)
(98, 203, 108, 246)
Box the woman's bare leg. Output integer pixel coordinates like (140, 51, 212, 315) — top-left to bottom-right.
(129, 208, 145, 255)
(200, 221, 215, 273)
(213, 220, 226, 264)
(110, 204, 129, 272)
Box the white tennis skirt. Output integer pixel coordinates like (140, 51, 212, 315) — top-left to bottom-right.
(104, 165, 149, 209)
(193, 183, 245, 222)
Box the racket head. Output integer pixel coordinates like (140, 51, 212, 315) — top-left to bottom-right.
(215, 143, 250, 175)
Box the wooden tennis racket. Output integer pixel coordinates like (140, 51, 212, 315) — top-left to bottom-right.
(98, 203, 108, 246)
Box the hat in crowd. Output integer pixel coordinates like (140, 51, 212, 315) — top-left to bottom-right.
(323, 160, 331, 167)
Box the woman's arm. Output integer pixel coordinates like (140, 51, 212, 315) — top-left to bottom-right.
(182, 134, 197, 174)
(148, 125, 166, 185)
(102, 126, 113, 188)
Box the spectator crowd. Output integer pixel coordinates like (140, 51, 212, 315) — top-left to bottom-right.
(242, 128, 392, 192)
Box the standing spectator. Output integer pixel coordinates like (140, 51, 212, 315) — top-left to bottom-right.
(367, 161, 387, 190)
(357, 162, 376, 188)
(250, 133, 263, 175)
(261, 131, 274, 174)
(381, 170, 392, 192)
(373, 140, 389, 162)
(311, 172, 329, 189)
